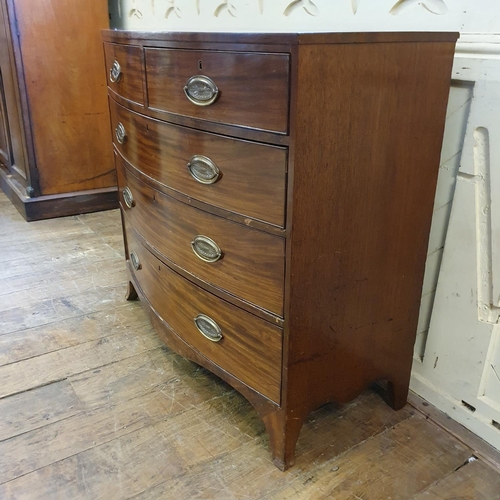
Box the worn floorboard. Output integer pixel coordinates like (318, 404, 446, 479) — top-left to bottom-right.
(414, 458, 500, 499)
(0, 190, 499, 499)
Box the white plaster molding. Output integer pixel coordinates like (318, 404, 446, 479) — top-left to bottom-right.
(108, 0, 465, 32)
(412, 45, 500, 451)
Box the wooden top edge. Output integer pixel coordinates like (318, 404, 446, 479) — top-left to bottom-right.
(102, 30, 459, 45)
(297, 31, 459, 44)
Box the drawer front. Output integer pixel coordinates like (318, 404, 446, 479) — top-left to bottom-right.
(145, 48, 290, 133)
(104, 42, 144, 104)
(118, 158, 285, 316)
(126, 221, 283, 403)
(110, 99, 287, 227)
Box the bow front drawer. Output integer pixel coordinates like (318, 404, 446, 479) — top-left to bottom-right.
(144, 48, 290, 133)
(109, 99, 287, 227)
(104, 42, 144, 105)
(125, 221, 283, 404)
(117, 157, 285, 316)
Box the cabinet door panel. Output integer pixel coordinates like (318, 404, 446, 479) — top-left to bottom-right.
(0, 0, 28, 182)
(0, 70, 12, 167)
(12, 0, 114, 194)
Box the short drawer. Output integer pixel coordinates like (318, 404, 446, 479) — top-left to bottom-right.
(117, 157, 285, 316)
(125, 221, 283, 403)
(104, 42, 144, 104)
(110, 99, 287, 227)
(145, 48, 290, 134)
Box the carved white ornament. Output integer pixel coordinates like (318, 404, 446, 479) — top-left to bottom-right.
(390, 0, 448, 15)
(129, 0, 143, 19)
(109, 0, 460, 32)
(284, 0, 319, 17)
(214, 0, 238, 17)
(166, 0, 182, 18)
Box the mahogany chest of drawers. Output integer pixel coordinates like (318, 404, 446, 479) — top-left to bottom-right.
(103, 30, 458, 469)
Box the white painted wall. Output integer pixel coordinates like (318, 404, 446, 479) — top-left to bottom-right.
(412, 35, 500, 452)
(107, 0, 500, 450)
(108, 0, 466, 32)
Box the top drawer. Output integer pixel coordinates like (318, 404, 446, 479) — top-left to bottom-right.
(104, 42, 144, 105)
(145, 48, 290, 134)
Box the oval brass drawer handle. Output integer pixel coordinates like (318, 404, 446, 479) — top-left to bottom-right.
(115, 122, 127, 145)
(183, 75, 219, 106)
(130, 251, 141, 271)
(194, 314, 223, 342)
(109, 60, 122, 83)
(187, 155, 220, 185)
(191, 235, 222, 263)
(122, 186, 135, 209)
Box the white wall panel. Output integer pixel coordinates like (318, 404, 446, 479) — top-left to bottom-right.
(412, 39, 500, 451)
(108, 0, 465, 31)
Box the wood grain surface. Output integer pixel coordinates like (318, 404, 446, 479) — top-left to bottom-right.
(13, 0, 114, 195)
(101, 29, 459, 46)
(104, 42, 145, 106)
(414, 458, 500, 500)
(109, 98, 287, 226)
(118, 159, 285, 316)
(109, 87, 290, 146)
(125, 220, 283, 403)
(104, 31, 460, 469)
(0, 65, 12, 168)
(145, 47, 290, 133)
(0, 0, 30, 185)
(271, 40, 458, 467)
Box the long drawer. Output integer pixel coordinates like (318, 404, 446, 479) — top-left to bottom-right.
(125, 220, 283, 403)
(110, 98, 287, 227)
(145, 48, 290, 133)
(117, 156, 285, 316)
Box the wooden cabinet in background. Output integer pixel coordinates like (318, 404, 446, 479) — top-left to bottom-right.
(0, 71, 12, 169)
(0, 0, 116, 221)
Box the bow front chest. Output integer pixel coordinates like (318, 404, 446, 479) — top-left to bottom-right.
(103, 30, 457, 469)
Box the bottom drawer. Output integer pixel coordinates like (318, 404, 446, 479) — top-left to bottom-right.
(125, 219, 283, 403)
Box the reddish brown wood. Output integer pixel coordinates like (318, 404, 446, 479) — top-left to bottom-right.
(20, 187, 118, 221)
(276, 40, 457, 468)
(14, 0, 114, 195)
(103, 42, 145, 106)
(143, 288, 282, 418)
(125, 221, 283, 403)
(117, 157, 285, 316)
(145, 48, 290, 134)
(0, 0, 31, 187)
(0, 75, 11, 167)
(109, 88, 291, 146)
(123, 216, 285, 327)
(0, 0, 116, 220)
(102, 29, 458, 46)
(114, 150, 286, 238)
(104, 30, 458, 470)
(0, 165, 118, 220)
(125, 281, 138, 301)
(109, 98, 287, 227)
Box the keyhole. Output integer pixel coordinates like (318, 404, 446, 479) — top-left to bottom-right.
(145, 124, 149, 132)
(198, 60, 203, 70)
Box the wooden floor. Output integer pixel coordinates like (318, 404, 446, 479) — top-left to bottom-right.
(1, 191, 500, 499)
